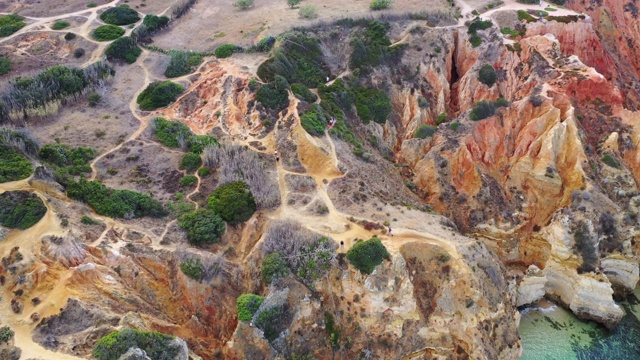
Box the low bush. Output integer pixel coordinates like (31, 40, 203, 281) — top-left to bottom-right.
(234, 0, 254, 9)
(299, 5, 318, 18)
(370, 0, 392, 10)
(349, 20, 403, 74)
(237, 294, 264, 321)
(100, 6, 141, 26)
(478, 64, 497, 87)
(351, 86, 391, 124)
(178, 208, 225, 245)
(88, 92, 101, 107)
(179, 175, 197, 187)
(469, 98, 509, 121)
(548, 0, 565, 4)
(0, 191, 46, 229)
(449, 121, 461, 131)
(66, 179, 167, 218)
(208, 181, 256, 224)
(435, 112, 447, 125)
(197, 167, 211, 177)
(291, 83, 318, 103)
(248, 36, 276, 52)
(500, 27, 525, 37)
(0, 148, 32, 183)
(517, 10, 537, 23)
(288, 0, 302, 8)
(137, 81, 184, 110)
(0, 56, 11, 75)
(0, 14, 26, 37)
(254, 304, 285, 340)
(92, 25, 125, 41)
(469, 34, 482, 47)
(414, 124, 437, 139)
(81, 215, 99, 225)
(215, 44, 240, 58)
(64, 32, 76, 40)
(467, 17, 492, 33)
(92, 328, 180, 360)
(87, 2, 97, 8)
(180, 152, 202, 173)
(151, 117, 192, 148)
(164, 50, 203, 78)
(418, 97, 429, 108)
(52, 21, 70, 30)
(256, 75, 290, 110)
(0, 326, 14, 343)
(602, 154, 620, 169)
(545, 15, 581, 23)
(516, 0, 539, 3)
(105, 36, 141, 64)
(346, 236, 390, 274)
(262, 251, 290, 284)
(39, 144, 95, 177)
(180, 258, 204, 280)
(142, 14, 170, 31)
(74, 48, 85, 58)
(300, 105, 326, 136)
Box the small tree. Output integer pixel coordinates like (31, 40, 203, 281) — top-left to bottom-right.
(237, 294, 264, 321)
(208, 181, 257, 224)
(478, 64, 497, 87)
(178, 209, 225, 246)
(370, 0, 391, 10)
(346, 237, 390, 274)
(180, 258, 204, 280)
(287, 0, 302, 8)
(234, 0, 254, 9)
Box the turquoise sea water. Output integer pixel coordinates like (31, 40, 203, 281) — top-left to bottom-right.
(519, 288, 640, 360)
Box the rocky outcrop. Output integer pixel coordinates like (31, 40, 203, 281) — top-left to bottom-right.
(516, 265, 547, 307)
(601, 256, 640, 295)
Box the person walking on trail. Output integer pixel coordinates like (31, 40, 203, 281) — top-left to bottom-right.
(274, 150, 279, 162)
(388, 226, 393, 237)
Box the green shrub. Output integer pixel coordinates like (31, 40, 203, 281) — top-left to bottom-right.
(234, 0, 254, 9)
(64, 32, 76, 40)
(137, 81, 184, 110)
(370, 0, 391, 10)
(291, 83, 318, 103)
(188, 135, 218, 154)
(178, 208, 225, 245)
(255, 305, 285, 340)
(0, 191, 46, 229)
(52, 21, 70, 30)
(351, 86, 391, 124)
(469, 34, 482, 47)
(467, 17, 492, 33)
(299, 5, 318, 19)
(66, 179, 167, 218)
(100, 6, 141, 25)
(105, 36, 141, 64)
(435, 112, 447, 125)
(164, 50, 203, 78)
(215, 44, 240, 58)
(262, 252, 290, 284)
(0, 14, 26, 37)
(0, 148, 32, 183)
(179, 175, 197, 187)
(142, 14, 170, 31)
(517, 10, 537, 23)
(237, 294, 264, 321)
(449, 121, 461, 131)
(92, 328, 180, 360)
(478, 64, 497, 87)
(287, 0, 302, 8)
(414, 124, 437, 139)
(152, 117, 192, 148)
(92, 25, 125, 41)
(88, 92, 101, 107)
(208, 181, 256, 224)
(39, 144, 95, 168)
(300, 105, 326, 136)
(87, 2, 97, 7)
(602, 154, 620, 169)
(545, 15, 580, 23)
(0, 56, 11, 75)
(0, 326, 14, 343)
(349, 21, 403, 73)
(249, 36, 276, 52)
(418, 97, 429, 108)
(197, 167, 211, 177)
(500, 27, 525, 37)
(516, 0, 539, 3)
(548, 0, 565, 5)
(346, 236, 390, 274)
(469, 98, 509, 121)
(256, 75, 290, 110)
(81, 215, 99, 225)
(180, 258, 204, 280)
(180, 152, 202, 173)
(324, 312, 340, 350)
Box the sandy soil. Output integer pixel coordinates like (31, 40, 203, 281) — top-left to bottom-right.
(153, 0, 453, 51)
(0, 0, 116, 17)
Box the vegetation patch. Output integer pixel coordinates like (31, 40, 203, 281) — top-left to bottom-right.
(0, 14, 26, 37)
(92, 328, 180, 360)
(0, 56, 11, 76)
(81, 215, 99, 225)
(0, 326, 14, 343)
(351, 86, 391, 124)
(256, 75, 290, 110)
(105, 36, 141, 64)
(137, 81, 184, 110)
(178, 208, 225, 245)
(350, 20, 404, 74)
(180, 258, 204, 280)
(180, 152, 202, 173)
(0, 148, 32, 183)
(99, 6, 141, 26)
(215, 44, 241, 58)
(346, 236, 390, 274)
(92, 25, 125, 41)
(370, 0, 392, 10)
(197, 167, 211, 177)
(449, 121, 461, 131)
(208, 181, 256, 224)
(234, 0, 254, 9)
(300, 104, 326, 136)
(39, 144, 95, 176)
(179, 174, 197, 187)
(545, 15, 581, 23)
(164, 50, 203, 78)
(52, 21, 70, 30)
(0, 191, 46, 229)
(469, 98, 509, 121)
(517, 10, 537, 23)
(467, 17, 492, 47)
(299, 5, 318, 19)
(414, 124, 437, 139)
(237, 294, 264, 321)
(291, 83, 318, 103)
(151, 118, 191, 148)
(500, 27, 525, 37)
(257, 32, 329, 88)
(602, 153, 620, 169)
(478, 64, 497, 87)
(142, 14, 170, 31)
(255, 304, 285, 340)
(262, 252, 290, 284)
(67, 179, 166, 219)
